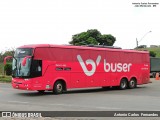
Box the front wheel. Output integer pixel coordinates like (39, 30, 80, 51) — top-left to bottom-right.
(119, 79, 128, 90)
(53, 81, 63, 94)
(128, 79, 137, 89)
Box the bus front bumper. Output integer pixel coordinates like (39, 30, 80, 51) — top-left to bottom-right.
(12, 78, 33, 90)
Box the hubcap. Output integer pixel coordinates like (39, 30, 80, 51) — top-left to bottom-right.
(130, 80, 135, 87)
(121, 81, 126, 88)
(57, 84, 62, 92)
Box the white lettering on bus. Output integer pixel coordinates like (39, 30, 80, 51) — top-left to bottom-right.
(104, 59, 132, 72)
(77, 55, 132, 76)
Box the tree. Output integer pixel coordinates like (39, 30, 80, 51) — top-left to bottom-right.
(4, 63, 12, 76)
(0, 49, 15, 63)
(98, 34, 116, 46)
(150, 51, 156, 57)
(69, 29, 116, 46)
(0, 49, 15, 75)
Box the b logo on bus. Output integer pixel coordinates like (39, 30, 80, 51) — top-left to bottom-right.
(77, 55, 101, 76)
(77, 55, 132, 76)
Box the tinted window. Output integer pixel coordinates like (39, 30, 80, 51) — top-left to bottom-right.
(14, 48, 33, 57)
(30, 60, 42, 77)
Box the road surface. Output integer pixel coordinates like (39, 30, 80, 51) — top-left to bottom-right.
(0, 78, 160, 112)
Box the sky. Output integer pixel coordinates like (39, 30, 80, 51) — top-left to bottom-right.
(0, 0, 159, 52)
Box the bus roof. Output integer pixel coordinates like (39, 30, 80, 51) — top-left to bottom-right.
(18, 44, 149, 54)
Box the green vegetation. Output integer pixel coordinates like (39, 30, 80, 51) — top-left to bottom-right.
(0, 75, 12, 83)
(136, 47, 160, 58)
(0, 49, 14, 63)
(150, 51, 156, 57)
(0, 49, 14, 82)
(0, 62, 12, 83)
(4, 63, 12, 76)
(0, 62, 4, 75)
(69, 29, 116, 46)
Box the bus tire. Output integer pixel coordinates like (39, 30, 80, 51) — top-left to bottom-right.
(152, 72, 157, 78)
(119, 79, 128, 90)
(53, 81, 63, 94)
(128, 78, 137, 89)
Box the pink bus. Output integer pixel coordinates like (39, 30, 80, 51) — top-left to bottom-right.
(4, 44, 150, 94)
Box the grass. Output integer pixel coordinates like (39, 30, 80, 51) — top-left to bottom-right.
(0, 62, 4, 75)
(0, 75, 12, 83)
(137, 47, 160, 57)
(0, 62, 12, 83)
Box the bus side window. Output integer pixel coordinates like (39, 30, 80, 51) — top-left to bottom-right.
(37, 65, 41, 71)
(31, 60, 42, 77)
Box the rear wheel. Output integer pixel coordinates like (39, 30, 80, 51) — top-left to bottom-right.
(119, 79, 128, 90)
(128, 78, 137, 89)
(152, 72, 155, 78)
(53, 81, 63, 94)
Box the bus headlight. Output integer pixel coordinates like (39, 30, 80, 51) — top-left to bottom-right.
(46, 85, 51, 89)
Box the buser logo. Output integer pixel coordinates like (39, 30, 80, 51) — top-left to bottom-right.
(77, 55, 132, 76)
(77, 55, 101, 76)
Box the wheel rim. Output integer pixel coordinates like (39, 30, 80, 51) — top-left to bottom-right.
(130, 80, 135, 87)
(121, 81, 126, 88)
(57, 83, 62, 92)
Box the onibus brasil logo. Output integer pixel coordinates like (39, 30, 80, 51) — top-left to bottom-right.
(77, 55, 132, 76)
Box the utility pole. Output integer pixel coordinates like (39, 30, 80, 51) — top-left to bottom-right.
(136, 38, 138, 47)
(136, 31, 152, 48)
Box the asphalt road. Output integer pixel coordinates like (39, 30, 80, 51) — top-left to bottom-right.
(0, 78, 160, 112)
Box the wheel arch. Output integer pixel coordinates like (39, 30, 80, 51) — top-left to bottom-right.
(120, 77, 129, 84)
(53, 78, 67, 91)
(130, 76, 137, 82)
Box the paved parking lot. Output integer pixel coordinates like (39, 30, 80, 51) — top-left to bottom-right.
(0, 78, 160, 119)
(0, 78, 160, 111)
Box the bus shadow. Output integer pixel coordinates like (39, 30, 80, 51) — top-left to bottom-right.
(64, 86, 147, 94)
(16, 91, 54, 97)
(16, 86, 147, 96)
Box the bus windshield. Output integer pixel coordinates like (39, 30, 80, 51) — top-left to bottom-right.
(12, 48, 33, 78)
(12, 57, 32, 77)
(14, 48, 33, 57)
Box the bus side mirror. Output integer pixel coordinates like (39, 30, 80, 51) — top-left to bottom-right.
(4, 56, 13, 65)
(22, 56, 32, 66)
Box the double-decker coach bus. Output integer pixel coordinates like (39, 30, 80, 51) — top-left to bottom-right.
(4, 44, 150, 94)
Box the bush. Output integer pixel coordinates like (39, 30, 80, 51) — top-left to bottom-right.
(150, 51, 156, 57)
(4, 63, 12, 76)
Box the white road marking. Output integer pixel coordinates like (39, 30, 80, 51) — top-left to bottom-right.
(6, 101, 121, 110)
(49, 103, 121, 110)
(8, 101, 29, 104)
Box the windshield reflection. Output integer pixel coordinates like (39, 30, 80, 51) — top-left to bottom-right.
(12, 57, 31, 77)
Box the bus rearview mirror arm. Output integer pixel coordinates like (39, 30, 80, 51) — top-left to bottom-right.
(4, 56, 13, 65)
